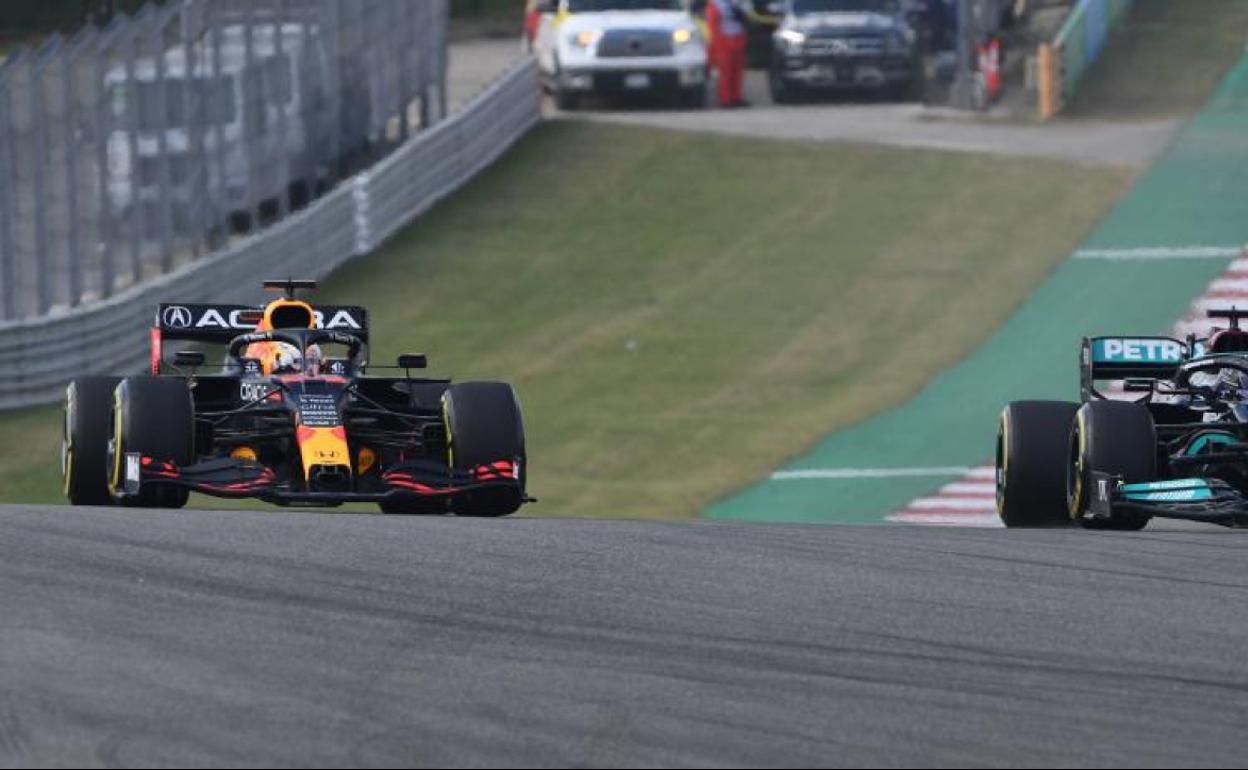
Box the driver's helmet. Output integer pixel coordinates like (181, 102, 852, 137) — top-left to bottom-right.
(1219, 366, 1248, 395)
(270, 342, 303, 374)
(1191, 365, 1248, 398)
(304, 344, 323, 376)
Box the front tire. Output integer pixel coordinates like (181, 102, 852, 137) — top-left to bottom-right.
(108, 377, 194, 509)
(445, 381, 526, 517)
(551, 58, 581, 111)
(63, 377, 122, 506)
(680, 83, 708, 109)
(769, 67, 798, 104)
(554, 87, 580, 111)
(996, 400, 1079, 527)
(1068, 401, 1155, 531)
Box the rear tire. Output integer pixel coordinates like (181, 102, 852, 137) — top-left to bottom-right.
(1068, 401, 1155, 531)
(769, 67, 797, 104)
(445, 381, 526, 517)
(63, 377, 122, 506)
(996, 400, 1079, 527)
(108, 377, 194, 509)
(894, 60, 926, 102)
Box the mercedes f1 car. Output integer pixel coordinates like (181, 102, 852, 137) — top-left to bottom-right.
(61, 280, 531, 515)
(997, 308, 1248, 530)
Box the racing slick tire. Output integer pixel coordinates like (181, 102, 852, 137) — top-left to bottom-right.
(63, 377, 123, 506)
(1068, 401, 1155, 531)
(996, 400, 1079, 527)
(108, 377, 194, 509)
(445, 381, 526, 517)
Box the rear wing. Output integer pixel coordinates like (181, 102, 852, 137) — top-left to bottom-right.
(152, 303, 368, 372)
(1080, 336, 1188, 400)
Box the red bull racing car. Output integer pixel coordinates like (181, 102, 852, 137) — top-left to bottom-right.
(61, 280, 530, 515)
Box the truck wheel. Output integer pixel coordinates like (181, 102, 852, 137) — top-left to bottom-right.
(680, 83, 707, 109)
(63, 377, 122, 506)
(769, 67, 797, 104)
(108, 377, 194, 509)
(551, 57, 580, 111)
(1068, 401, 1155, 531)
(444, 381, 526, 517)
(996, 401, 1079, 527)
(898, 57, 928, 101)
(554, 88, 580, 111)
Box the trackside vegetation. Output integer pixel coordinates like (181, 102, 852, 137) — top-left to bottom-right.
(0, 121, 1131, 517)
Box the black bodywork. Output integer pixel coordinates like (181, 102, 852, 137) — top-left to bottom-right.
(1075, 310, 1248, 527)
(137, 300, 526, 512)
(769, 0, 919, 95)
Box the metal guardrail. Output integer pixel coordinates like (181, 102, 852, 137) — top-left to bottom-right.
(0, 59, 540, 411)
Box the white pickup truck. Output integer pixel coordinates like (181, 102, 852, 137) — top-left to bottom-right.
(531, 0, 709, 110)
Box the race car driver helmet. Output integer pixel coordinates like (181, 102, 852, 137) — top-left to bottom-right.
(270, 343, 303, 374)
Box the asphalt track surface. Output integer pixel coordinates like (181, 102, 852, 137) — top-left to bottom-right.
(3, 505, 1248, 768)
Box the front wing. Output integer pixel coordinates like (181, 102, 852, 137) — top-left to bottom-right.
(1085, 471, 1248, 527)
(124, 453, 526, 510)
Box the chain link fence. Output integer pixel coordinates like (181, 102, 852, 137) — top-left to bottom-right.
(0, 0, 449, 321)
(0, 58, 540, 410)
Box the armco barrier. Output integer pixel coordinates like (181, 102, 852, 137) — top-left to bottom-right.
(1038, 0, 1134, 118)
(0, 59, 539, 410)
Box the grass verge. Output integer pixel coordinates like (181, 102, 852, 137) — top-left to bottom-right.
(0, 121, 1131, 517)
(1064, 0, 1248, 120)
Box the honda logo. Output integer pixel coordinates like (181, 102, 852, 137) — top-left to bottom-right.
(162, 305, 193, 328)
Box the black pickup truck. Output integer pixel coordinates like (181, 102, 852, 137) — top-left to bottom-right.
(768, 0, 922, 102)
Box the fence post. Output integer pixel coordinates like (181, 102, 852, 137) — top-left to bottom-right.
(64, 32, 88, 308)
(210, 1, 227, 245)
(94, 17, 124, 302)
(123, 14, 144, 285)
(0, 63, 13, 320)
(274, 0, 289, 221)
(31, 44, 53, 316)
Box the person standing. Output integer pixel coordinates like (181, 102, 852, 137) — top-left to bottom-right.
(706, 0, 748, 108)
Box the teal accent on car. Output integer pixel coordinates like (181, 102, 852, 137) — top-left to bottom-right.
(1090, 337, 1186, 364)
(1120, 478, 1214, 503)
(1185, 432, 1237, 456)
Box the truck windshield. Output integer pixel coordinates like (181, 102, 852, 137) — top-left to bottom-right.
(567, 0, 683, 11)
(792, 0, 897, 13)
(109, 76, 237, 131)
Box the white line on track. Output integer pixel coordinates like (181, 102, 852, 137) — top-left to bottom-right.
(1074, 245, 1244, 260)
(942, 482, 996, 495)
(770, 467, 974, 480)
(907, 497, 997, 511)
(889, 512, 1001, 527)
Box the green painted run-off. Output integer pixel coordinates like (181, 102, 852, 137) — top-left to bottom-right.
(708, 57, 1248, 524)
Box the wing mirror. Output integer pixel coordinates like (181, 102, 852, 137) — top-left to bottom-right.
(397, 354, 427, 370)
